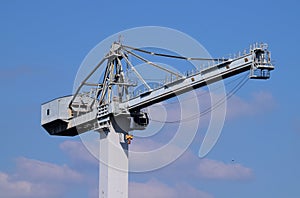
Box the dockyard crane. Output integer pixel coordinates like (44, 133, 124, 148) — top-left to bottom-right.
(41, 41, 274, 198)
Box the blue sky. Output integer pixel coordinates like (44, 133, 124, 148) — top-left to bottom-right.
(1, 0, 300, 197)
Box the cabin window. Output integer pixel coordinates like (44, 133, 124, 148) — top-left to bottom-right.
(46, 109, 50, 116)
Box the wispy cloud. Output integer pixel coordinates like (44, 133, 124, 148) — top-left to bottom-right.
(170, 151, 254, 181)
(129, 179, 213, 198)
(58, 139, 253, 198)
(0, 157, 87, 198)
(15, 157, 84, 183)
(226, 91, 276, 119)
(58, 140, 215, 198)
(197, 158, 253, 180)
(0, 139, 254, 198)
(131, 139, 254, 182)
(0, 172, 34, 198)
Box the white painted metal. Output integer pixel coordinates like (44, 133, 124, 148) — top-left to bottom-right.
(41, 42, 275, 198)
(99, 125, 128, 198)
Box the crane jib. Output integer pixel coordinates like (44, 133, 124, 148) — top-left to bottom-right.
(41, 42, 274, 136)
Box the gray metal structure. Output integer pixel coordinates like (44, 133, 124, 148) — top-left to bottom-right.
(41, 42, 274, 198)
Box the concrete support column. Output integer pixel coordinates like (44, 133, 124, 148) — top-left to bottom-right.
(99, 124, 128, 198)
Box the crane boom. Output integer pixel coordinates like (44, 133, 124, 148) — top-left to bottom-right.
(126, 49, 273, 111)
(41, 42, 274, 136)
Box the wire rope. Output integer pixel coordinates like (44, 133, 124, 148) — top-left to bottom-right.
(148, 73, 249, 123)
(149, 74, 247, 108)
(122, 45, 229, 62)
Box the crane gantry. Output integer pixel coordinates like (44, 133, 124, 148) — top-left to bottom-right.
(41, 41, 274, 198)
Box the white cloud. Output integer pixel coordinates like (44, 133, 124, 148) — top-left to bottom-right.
(226, 91, 276, 119)
(57, 140, 251, 197)
(174, 151, 254, 181)
(0, 157, 87, 198)
(197, 158, 253, 180)
(15, 157, 84, 183)
(130, 145, 254, 182)
(130, 180, 176, 198)
(0, 139, 254, 198)
(174, 183, 214, 198)
(129, 179, 213, 198)
(0, 172, 31, 198)
(88, 178, 214, 198)
(129, 136, 254, 181)
(0, 172, 63, 198)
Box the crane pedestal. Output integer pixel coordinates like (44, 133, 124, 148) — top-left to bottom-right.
(99, 122, 129, 198)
